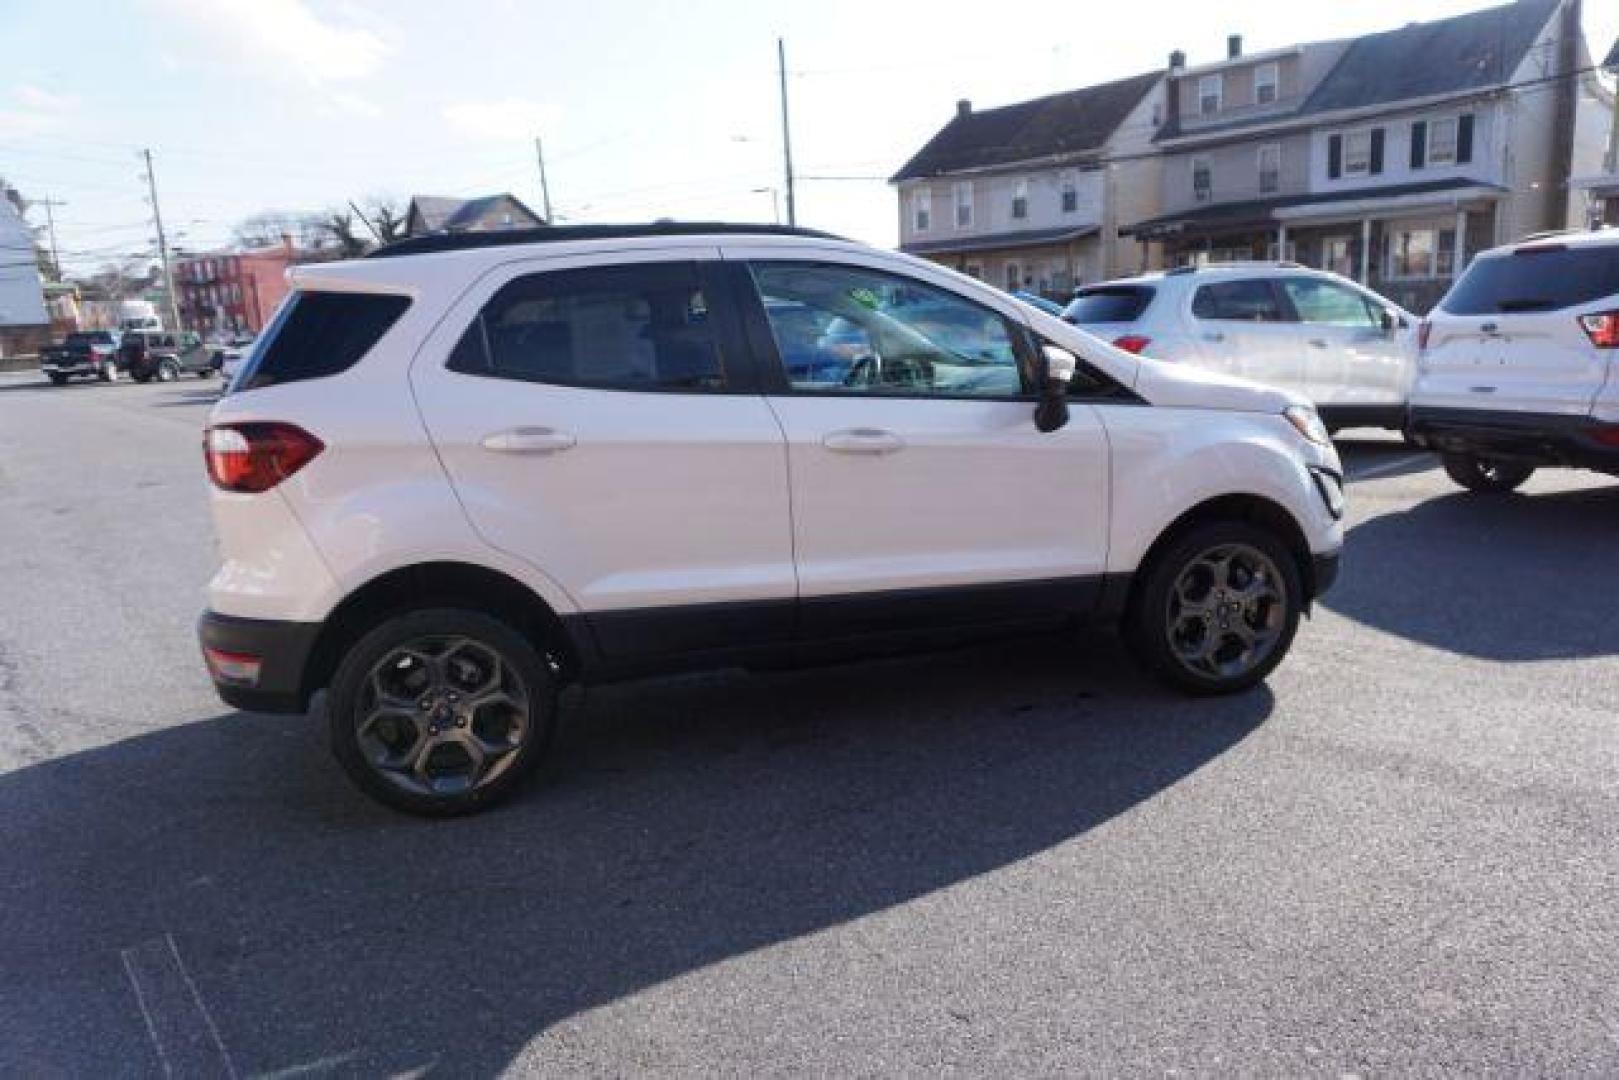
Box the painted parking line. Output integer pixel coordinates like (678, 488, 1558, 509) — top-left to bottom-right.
(1347, 453, 1431, 482)
(121, 934, 239, 1079)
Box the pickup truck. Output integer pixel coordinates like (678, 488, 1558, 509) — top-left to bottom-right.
(40, 331, 123, 385)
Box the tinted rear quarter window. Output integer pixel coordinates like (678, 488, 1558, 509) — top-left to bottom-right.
(1063, 286, 1156, 323)
(238, 291, 411, 391)
(1442, 246, 1619, 315)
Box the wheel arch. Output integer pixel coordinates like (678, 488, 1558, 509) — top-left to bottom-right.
(1128, 493, 1319, 608)
(299, 561, 581, 705)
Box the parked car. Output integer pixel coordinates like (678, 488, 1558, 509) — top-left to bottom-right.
(1408, 228, 1619, 492)
(217, 334, 255, 383)
(198, 223, 1344, 816)
(1063, 264, 1416, 434)
(40, 330, 122, 385)
(120, 330, 222, 382)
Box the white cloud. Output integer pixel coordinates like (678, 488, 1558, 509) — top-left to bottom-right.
(16, 85, 73, 111)
(441, 98, 562, 143)
(0, 84, 75, 138)
(151, 0, 391, 84)
(328, 92, 383, 118)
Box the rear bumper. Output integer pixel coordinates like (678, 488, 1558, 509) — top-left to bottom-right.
(198, 610, 320, 714)
(1407, 407, 1619, 474)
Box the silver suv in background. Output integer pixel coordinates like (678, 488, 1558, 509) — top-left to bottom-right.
(1064, 264, 1416, 435)
(1408, 229, 1619, 492)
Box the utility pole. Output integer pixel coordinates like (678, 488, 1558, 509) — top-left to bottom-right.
(140, 148, 182, 332)
(534, 137, 554, 224)
(35, 197, 65, 280)
(777, 38, 797, 226)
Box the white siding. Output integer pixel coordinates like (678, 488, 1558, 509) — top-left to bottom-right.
(1307, 107, 1505, 192)
(0, 199, 47, 329)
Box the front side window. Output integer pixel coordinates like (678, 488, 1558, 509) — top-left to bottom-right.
(1011, 179, 1029, 220)
(1254, 63, 1279, 105)
(1193, 157, 1213, 202)
(448, 262, 725, 391)
(1199, 74, 1222, 115)
(1258, 144, 1281, 194)
(912, 188, 931, 232)
(954, 181, 974, 228)
(1280, 278, 1379, 327)
(1191, 279, 1286, 322)
(750, 262, 1025, 398)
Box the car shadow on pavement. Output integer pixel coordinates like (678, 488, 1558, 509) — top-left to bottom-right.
(1324, 483, 1619, 661)
(1335, 439, 1437, 483)
(0, 632, 1269, 1075)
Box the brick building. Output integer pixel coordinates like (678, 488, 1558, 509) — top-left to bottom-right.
(175, 240, 303, 335)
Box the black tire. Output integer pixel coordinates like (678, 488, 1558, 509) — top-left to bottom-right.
(157, 360, 179, 382)
(131, 370, 152, 384)
(327, 608, 557, 817)
(1440, 453, 1534, 493)
(1125, 520, 1304, 696)
(47, 373, 67, 386)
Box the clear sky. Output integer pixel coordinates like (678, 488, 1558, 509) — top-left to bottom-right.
(1, 0, 1614, 275)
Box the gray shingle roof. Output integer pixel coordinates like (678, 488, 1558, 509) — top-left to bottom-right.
(1603, 37, 1618, 70)
(1126, 177, 1507, 235)
(1301, 0, 1561, 114)
(407, 193, 543, 234)
(891, 71, 1161, 182)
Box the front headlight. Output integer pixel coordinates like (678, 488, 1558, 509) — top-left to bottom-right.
(1284, 405, 1332, 447)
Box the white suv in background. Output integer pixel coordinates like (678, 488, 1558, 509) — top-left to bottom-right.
(1409, 229, 1619, 492)
(1064, 264, 1416, 435)
(198, 224, 1344, 816)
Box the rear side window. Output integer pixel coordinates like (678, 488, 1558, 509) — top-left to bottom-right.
(1441, 246, 1619, 315)
(1063, 286, 1156, 323)
(1192, 279, 1288, 322)
(447, 262, 726, 391)
(237, 291, 411, 391)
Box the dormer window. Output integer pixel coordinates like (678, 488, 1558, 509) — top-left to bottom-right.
(1254, 63, 1278, 105)
(1199, 74, 1223, 116)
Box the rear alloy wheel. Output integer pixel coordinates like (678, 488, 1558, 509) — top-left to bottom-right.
(99, 364, 118, 383)
(328, 609, 557, 816)
(1127, 521, 1303, 696)
(157, 360, 180, 382)
(1441, 453, 1534, 494)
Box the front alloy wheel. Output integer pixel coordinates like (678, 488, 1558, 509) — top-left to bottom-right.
(1127, 521, 1303, 695)
(328, 609, 556, 815)
(1441, 453, 1534, 494)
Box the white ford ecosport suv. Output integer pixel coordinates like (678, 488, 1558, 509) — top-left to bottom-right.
(1409, 228, 1619, 491)
(199, 224, 1345, 815)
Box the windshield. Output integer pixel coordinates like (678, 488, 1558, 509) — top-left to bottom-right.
(1442, 246, 1619, 315)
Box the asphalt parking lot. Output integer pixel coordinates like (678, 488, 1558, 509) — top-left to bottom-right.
(1, 372, 1616, 1076)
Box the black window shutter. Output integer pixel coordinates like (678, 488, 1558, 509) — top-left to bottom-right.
(1328, 134, 1342, 179)
(1369, 128, 1385, 175)
(1410, 121, 1427, 169)
(1457, 114, 1474, 163)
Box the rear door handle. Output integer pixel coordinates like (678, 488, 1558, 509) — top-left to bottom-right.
(1308, 338, 1330, 348)
(480, 426, 577, 454)
(823, 428, 905, 455)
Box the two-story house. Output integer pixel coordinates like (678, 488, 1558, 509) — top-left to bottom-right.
(1129, 0, 1608, 312)
(1570, 37, 1619, 226)
(891, 71, 1165, 297)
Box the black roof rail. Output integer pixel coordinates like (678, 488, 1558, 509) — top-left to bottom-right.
(366, 221, 847, 259)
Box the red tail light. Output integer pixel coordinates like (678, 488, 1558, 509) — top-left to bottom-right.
(1579, 311, 1619, 349)
(1592, 425, 1619, 448)
(1112, 335, 1152, 355)
(1417, 320, 1433, 351)
(204, 423, 323, 493)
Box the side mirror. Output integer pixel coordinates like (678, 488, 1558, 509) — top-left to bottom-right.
(1034, 344, 1076, 433)
(1379, 309, 1396, 332)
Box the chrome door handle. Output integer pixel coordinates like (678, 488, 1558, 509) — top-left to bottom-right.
(822, 428, 905, 455)
(1308, 338, 1330, 348)
(480, 426, 577, 454)
(1202, 332, 1225, 343)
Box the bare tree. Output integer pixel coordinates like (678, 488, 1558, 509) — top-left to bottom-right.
(315, 209, 370, 258)
(365, 197, 408, 243)
(233, 210, 327, 252)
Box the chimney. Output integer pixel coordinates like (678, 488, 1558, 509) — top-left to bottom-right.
(956, 99, 972, 119)
(280, 232, 294, 262)
(1168, 49, 1186, 72)
(1165, 51, 1185, 126)
(1227, 34, 1243, 59)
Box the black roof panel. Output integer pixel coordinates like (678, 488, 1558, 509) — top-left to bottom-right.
(367, 222, 845, 259)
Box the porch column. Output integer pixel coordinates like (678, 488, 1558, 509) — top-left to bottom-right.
(1454, 208, 1468, 277)
(1358, 218, 1371, 283)
(1277, 223, 1288, 262)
